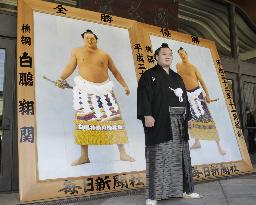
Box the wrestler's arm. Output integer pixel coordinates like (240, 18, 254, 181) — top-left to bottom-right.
(194, 66, 211, 102)
(60, 48, 77, 80)
(108, 55, 130, 95)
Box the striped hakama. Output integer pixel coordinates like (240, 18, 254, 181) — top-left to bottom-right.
(145, 107, 194, 200)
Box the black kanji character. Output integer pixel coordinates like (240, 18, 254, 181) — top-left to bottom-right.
(19, 72, 33, 86)
(192, 167, 203, 178)
(147, 55, 154, 63)
(19, 52, 32, 68)
(191, 35, 200, 44)
(160, 28, 171, 37)
(20, 126, 34, 143)
(218, 67, 224, 74)
(226, 92, 232, 99)
(235, 121, 240, 129)
(232, 113, 238, 121)
(134, 44, 142, 53)
(210, 165, 220, 176)
(138, 63, 146, 70)
(129, 177, 135, 187)
(221, 77, 228, 84)
(101, 13, 113, 23)
(220, 164, 231, 175)
(54, 4, 68, 14)
(95, 176, 111, 191)
(203, 166, 211, 177)
(237, 130, 242, 137)
(135, 177, 145, 186)
(145, 46, 153, 53)
(21, 36, 31, 46)
(138, 63, 146, 75)
(229, 101, 236, 108)
(229, 164, 239, 173)
(21, 24, 30, 33)
(19, 99, 34, 115)
(84, 178, 94, 193)
(216, 59, 221, 65)
(58, 180, 82, 195)
(139, 70, 145, 75)
(136, 53, 144, 63)
(113, 175, 128, 189)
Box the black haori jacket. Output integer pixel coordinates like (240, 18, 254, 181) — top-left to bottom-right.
(137, 64, 192, 146)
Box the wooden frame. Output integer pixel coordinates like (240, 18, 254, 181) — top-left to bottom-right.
(17, 0, 253, 203)
(17, 0, 145, 202)
(136, 22, 253, 181)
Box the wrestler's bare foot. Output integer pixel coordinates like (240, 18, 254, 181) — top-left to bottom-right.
(120, 153, 135, 162)
(71, 157, 90, 166)
(218, 148, 226, 156)
(190, 141, 201, 149)
(117, 144, 135, 162)
(216, 142, 226, 156)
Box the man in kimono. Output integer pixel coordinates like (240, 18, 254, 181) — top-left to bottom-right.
(137, 43, 201, 205)
(176, 47, 226, 156)
(56, 29, 135, 166)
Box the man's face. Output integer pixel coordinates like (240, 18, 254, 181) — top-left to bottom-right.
(83, 33, 97, 48)
(178, 50, 188, 62)
(156, 47, 173, 67)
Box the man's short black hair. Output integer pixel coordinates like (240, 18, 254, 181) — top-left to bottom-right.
(81, 29, 98, 40)
(154, 43, 173, 60)
(178, 47, 187, 54)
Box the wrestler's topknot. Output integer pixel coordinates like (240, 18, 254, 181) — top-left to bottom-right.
(161, 43, 169, 48)
(154, 43, 173, 60)
(177, 47, 187, 54)
(81, 29, 98, 40)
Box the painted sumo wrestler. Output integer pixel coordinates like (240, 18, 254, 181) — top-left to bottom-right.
(176, 47, 226, 156)
(56, 29, 135, 165)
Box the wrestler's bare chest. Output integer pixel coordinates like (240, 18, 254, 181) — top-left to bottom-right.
(178, 64, 197, 79)
(177, 64, 199, 90)
(75, 49, 110, 82)
(76, 50, 109, 71)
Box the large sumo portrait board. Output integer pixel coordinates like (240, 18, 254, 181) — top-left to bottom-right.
(137, 22, 252, 181)
(17, 0, 145, 202)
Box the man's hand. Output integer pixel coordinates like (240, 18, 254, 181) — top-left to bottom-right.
(205, 95, 211, 103)
(124, 86, 130, 96)
(144, 116, 155, 127)
(56, 79, 67, 89)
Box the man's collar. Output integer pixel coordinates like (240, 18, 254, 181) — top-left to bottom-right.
(155, 64, 173, 74)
